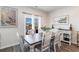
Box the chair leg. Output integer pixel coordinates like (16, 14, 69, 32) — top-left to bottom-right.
(20, 46, 24, 52)
(69, 41, 71, 45)
(58, 42, 61, 49)
(33, 46, 35, 52)
(48, 45, 50, 52)
(54, 44, 56, 52)
(34, 48, 36, 52)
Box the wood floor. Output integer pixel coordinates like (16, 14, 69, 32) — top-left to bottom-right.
(0, 42, 79, 52)
(59, 42, 79, 52)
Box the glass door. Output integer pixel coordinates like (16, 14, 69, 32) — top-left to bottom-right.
(33, 16, 41, 33)
(26, 17, 32, 35)
(24, 14, 41, 35)
(24, 14, 33, 35)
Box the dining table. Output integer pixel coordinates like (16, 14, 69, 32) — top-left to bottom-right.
(24, 34, 42, 52)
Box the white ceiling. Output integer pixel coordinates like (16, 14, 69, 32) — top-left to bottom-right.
(31, 6, 65, 13)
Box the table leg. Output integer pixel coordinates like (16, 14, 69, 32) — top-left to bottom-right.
(30, 45, 35, 52)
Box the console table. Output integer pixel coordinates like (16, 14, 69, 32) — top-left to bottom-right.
(77, 31, 79, 46)
(59, 29, 72, 45)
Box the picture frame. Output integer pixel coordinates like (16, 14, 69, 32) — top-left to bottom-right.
(0, 7, 18, 27)
(54, 15, 69, 24)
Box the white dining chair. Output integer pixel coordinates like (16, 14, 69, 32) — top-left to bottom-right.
(17, 33, 30, 52)
(53, 31, 61, 52)
(41, 32, 52, 52)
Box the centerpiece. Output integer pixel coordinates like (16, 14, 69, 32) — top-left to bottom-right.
(41, 26, 51, 32)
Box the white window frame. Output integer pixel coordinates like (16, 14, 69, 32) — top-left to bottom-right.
(24, 14, 41, 35)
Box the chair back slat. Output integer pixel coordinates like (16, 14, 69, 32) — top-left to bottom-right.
(54, 31, 61, 42)
(41, 31, 52, 51)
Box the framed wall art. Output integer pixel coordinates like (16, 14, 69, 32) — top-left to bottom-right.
(0, 7, 18, 27)
(54, 15, 69, 24)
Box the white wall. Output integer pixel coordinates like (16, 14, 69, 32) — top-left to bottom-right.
(0, 6, 48, 49)
(49, 6, 79, 44)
